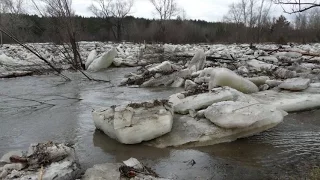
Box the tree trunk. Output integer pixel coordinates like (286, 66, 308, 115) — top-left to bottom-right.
(117, 22, 122, 42)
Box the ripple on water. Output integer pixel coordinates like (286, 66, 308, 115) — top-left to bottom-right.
(0, 68, 320, 179)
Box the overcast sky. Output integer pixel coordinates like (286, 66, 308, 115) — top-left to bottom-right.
(72, 0, 291, 22)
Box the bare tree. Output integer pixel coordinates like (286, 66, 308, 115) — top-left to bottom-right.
(89, 0, 134, 41)
(0, 0, 25, 44)
(273, 0, 320, 14)
(223, 3, 243, 25)
(256, 0, 272, 42)
(32, 0, 85, 70)
(224, 0, 272, 42)
(1, 0, 24, 14)
(308, 8, 320, 29)
(149, 0, 179, 20)
(149, 0, 180, 42)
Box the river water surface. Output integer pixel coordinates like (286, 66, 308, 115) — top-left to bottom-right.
(0, 68, 319, 180)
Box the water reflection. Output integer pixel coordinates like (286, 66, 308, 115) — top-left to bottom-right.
(93, 130, 171, 162)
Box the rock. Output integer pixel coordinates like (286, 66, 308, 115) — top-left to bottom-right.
(169, 87, 235, 114)
(92, 100, 173, 144)
(258, 56, 278, 63)
(204, 101, 285, 129)
(247, 59, 277, 71)
(266, 80, 283, 88)
(184, 80, 197, 91)
(146, 113, 284, 148)
(259, 84, 269, 91)
(208, 68, 259, 94)
(248, 76, 270, 86)
(87, 48, 117, 72)
(0, 142, 80, 180)
(275, 68, 297, 79)
(279, 78, 311, 91)
(252, 89, 320, 112)
(149, 61, 180, 73)
(85, 50, 97, 69)
(188, 49, 206, 72)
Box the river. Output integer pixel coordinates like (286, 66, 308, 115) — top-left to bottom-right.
(0, 68, 319, 179)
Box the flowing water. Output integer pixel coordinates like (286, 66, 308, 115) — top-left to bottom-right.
(0, 68, 319, 180)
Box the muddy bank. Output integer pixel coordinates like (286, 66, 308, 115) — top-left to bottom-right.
(0, 68, 319, 179)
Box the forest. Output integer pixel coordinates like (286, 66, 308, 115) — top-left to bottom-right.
(0, 0, 319, 45)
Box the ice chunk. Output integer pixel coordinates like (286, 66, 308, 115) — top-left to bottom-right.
(149, 61, 180, 73)
(146, 113, 284, 148)
(85, 50, 97, 69)
(252, 89, 320, 112)
(258, 56, 278, 63)
(169, 87, 235, 114)
(92, 100, 173, 144)
(171, 77, 185, 87)
(87, 48, 117, 72)
(279, 78, 311, 91)
(285, 52, 302, 58)
(113, 57, 123, 67)
(238, 66, 249, 74)
(184, 80, 197, 91)
(248, 76, 270, 86)
(275, 68, 297, 79)
(141, 70, 191, 87)
(247, 59, 277, 71)
(188, 49, 206, 72)
(0, 143, 80, 180)
(204, 101, 284, 129)
(82, 162, 168, 180)
(208, 68, 259, 94)
(266, 80, 283, 88)
(123, 158, 143, 170)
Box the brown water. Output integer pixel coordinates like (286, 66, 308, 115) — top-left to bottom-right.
(0, 68, 319, 180)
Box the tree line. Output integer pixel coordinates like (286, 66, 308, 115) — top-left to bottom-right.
(1, 0, 320, 45)
(1, 12, 318, 45)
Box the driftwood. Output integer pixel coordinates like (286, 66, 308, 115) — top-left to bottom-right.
(175, 54, 238, 62)
(259, 47, 320, 57)
(0, 27, 71, 81)
(0, 71, 33, 78)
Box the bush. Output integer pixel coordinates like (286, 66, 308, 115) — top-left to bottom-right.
(310, 167, 320, 180)
(277, 36, 287, 45)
